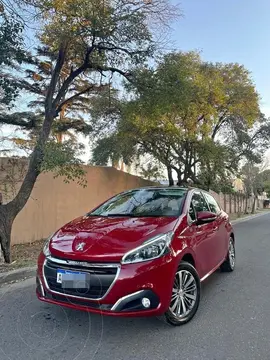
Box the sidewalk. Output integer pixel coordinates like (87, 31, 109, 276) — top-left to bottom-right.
(0, 266, 36, 287)
(230, 210, 269, 225)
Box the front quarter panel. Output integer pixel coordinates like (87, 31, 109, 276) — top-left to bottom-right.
(170, 215, 202, 277)
(221, 210, 234, 255)
(226, 214, 234, 234)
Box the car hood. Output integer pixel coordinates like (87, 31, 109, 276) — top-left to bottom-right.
(49, 215, 179, 262)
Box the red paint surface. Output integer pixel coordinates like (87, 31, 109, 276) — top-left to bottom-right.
(37, 188, 233, 317)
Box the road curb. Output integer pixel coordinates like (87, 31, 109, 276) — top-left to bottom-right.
(0, 266, 36, 286)
(231, 211, 269, 225)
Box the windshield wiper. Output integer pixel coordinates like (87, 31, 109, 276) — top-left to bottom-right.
(87, 213, 166, 218)
(86, 214, 108, 217)
(105, 213, 136, 217)
(105, 214, 163, 217)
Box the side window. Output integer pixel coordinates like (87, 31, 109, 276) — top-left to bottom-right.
(192, 192, 209, 213)
(203, 193, 221, 214)
(188, 203, 196, 222)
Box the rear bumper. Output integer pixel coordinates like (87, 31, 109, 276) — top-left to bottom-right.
(36, 252, 176, 317)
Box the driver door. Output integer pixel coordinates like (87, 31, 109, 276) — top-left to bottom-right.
(189, 191, 217, 277)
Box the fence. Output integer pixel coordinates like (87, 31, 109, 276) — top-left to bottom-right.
(209, 190, 264, 214)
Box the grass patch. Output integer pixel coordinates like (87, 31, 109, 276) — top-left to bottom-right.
(229, 209, 270, 221)
(229, 213, 253, 221)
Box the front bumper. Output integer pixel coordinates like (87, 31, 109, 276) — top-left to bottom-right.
(36, 252, 176, 317)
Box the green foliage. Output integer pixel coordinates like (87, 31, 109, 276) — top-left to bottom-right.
(125, 52, 260, 141)
(1, 0, 178, 145)
(195, 140, 236, 192)
(260, 170, 270, 197)
(229, 114, 270, 164)
(41, 140, 87, 187)
(0, 0, 178, 177)
(241, 163, 263, 197)
(263, 181, 270, 198)
(91, 132, 135, 166)
(33, 0, 179, 82)
(0, 12, 26, 105)
(94, 51, 260, 187)
(139, 162, 165, 182)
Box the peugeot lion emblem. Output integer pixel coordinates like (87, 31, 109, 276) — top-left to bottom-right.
(76, 242, 86, 251)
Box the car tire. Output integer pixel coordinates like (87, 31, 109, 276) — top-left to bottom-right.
(220, 237, 235, 272)
(165, 261, 201, 326)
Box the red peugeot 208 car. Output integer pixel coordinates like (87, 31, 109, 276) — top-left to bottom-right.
(36, 187, 235, 325)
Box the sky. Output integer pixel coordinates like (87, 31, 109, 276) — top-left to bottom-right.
(170, 0, 270, 116)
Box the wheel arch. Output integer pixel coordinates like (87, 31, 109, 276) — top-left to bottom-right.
(179, 251, 197, 269)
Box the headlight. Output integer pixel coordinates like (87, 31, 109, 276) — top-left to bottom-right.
(43, 237, 51, 257)
(121, 232, 173, 264)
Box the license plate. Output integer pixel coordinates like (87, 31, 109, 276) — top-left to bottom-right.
(56, 269, 90, 289)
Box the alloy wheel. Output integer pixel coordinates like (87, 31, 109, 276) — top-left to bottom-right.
(169, 270, 197, 318)
(228, 240, 235, 269)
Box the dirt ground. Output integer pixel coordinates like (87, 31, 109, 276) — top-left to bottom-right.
(0, 239, 45, 273)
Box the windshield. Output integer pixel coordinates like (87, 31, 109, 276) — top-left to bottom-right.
(89, 188, 187, 217)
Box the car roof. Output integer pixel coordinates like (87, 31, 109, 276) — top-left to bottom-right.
(133, 186, 214, 195)
(132, 186, 195, 192)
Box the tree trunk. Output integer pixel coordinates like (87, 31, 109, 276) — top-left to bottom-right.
(0, 44, 67, 263)
(0, 205, 14, 263)
(244, 195, 248, 214)
(251, 195, 257, 214)
(0, 112, 55, 263)
(176, 169, 183, 186)
(56, 104, 66, 143)
(167, 166, 174, 186)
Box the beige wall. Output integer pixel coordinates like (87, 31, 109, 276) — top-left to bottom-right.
(0, 158, 155, 244)
(0, 158, 266, 245)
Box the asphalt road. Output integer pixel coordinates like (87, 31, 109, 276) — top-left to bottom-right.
(1, 213, 270, 360)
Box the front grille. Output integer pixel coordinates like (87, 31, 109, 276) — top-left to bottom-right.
(43, 257, 119, 300)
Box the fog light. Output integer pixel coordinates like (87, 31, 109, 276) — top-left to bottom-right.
(142, 297, 151, 308)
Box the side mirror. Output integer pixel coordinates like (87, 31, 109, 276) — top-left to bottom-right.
(197, 211, 217, 225)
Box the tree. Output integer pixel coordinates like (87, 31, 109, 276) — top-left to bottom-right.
(0, 10, 27, 106)
(241, 163, 264, 214)
(138, 159, 165, 182)
(91, 51, 261, 187)
(263, 180, 270, 198)
(0, 0, 179, 262)
(195, 140, 236, 192)
(26, 47, 105, 143)
(259, 169, 270, 198)
(198, 114, 270, 192)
